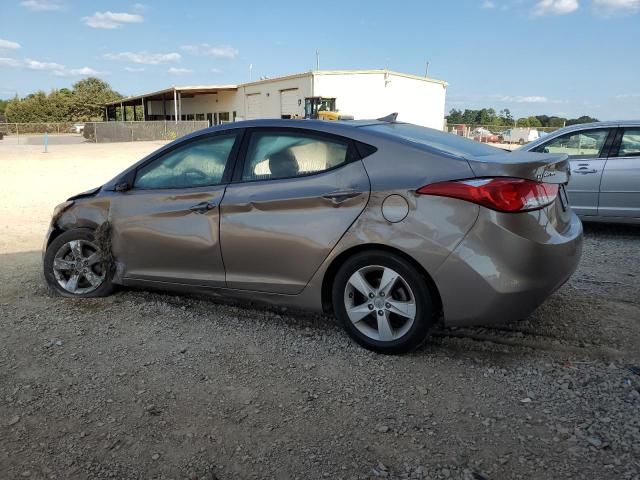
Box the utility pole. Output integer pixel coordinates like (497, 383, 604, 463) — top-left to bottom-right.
(425, 61, 430, 77)
(316, 50, 320, 70)
(249, 64, 253, 82)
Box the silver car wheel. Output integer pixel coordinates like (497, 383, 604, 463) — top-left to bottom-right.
(343, 265, 416, 342)
(52, 239, 106, 295)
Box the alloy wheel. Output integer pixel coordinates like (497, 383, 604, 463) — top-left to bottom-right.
(52, 239, 106, 295)
(343, 265, 416, 342)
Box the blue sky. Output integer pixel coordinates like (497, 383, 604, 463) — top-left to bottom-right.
(1, 0, 639, 119)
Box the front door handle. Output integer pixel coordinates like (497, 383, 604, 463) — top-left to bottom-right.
(321, 190, 363, 204)
(572, 167, 597, 174)
(189, 201, 216, 213)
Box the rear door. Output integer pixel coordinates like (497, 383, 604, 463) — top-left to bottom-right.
(110, 131, 241, 286)
(246, 93, 261, 120)
(280, 89, 300, 118)
(599, 127, 640, 219)
(220, 128, 370, 294)
(530, 127, 614, 216)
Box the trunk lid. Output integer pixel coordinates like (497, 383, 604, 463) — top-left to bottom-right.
(465, 151, 570, 184)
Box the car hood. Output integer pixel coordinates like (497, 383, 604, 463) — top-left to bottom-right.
(67, 186, 101, 201)
(465, 151, 570, 184)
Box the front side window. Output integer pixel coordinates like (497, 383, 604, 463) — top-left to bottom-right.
(134, 134, 237, 189)
(241, 131, 350, 181)
(532, 129, 609, 159)
(613, 128, 640, 158)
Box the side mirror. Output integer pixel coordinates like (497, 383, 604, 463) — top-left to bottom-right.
(115, 182, 130, 192)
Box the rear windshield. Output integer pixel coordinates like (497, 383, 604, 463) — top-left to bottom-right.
(363, 123, 501, 157)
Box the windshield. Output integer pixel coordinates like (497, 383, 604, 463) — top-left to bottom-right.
(363, 123, 501, 157)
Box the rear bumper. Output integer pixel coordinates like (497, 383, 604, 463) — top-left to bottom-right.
(434, 209, 583, 326)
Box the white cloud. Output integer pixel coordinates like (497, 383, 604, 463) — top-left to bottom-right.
(54, 66, 100, 77)
(0, 39, 21, 50)
(0, 56, 100, 76)
(533, 0, 579, 15)
(23, 58, 65, 71)
(593, 0, 640, 14)
(615, 93, 640, 98)
(210, 68, 223, 73)
(124, 66, 145, 72)
(20, 0, 64, 11)
(168, 67, 192, 75)
(501, 95, 550, 103)
(83, 11, 144, 29)
(180, 44, 239, 59)
(104, 51, 181, 64)
(481, 0, 496, 8)
(132, 3, 149, 12)
(0, 57, 22, 67)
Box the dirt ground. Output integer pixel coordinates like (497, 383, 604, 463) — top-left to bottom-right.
(0, 139, 639, 480)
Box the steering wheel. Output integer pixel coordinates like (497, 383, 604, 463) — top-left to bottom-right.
(181, 168, 209, 183)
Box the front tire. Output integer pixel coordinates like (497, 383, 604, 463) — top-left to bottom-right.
(44, 228, 115, 298)
(331, 251, 435, 354)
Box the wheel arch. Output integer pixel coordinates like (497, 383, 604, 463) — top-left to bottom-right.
(320, 243, 443, 319)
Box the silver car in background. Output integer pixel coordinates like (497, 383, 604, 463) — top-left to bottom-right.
(521, 121, 640, 223)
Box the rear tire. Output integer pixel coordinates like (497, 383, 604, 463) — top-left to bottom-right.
(331, 251, 435, 354)
(44, 228, 115, 298)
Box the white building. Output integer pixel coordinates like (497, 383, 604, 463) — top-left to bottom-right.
(105, 69, 448, 129)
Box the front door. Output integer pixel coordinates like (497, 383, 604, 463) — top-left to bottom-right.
(110, 131, 241, 286)
(220, 128, 370, 294)
(599, 127, 640, 219)
(532, 128, 613, 216)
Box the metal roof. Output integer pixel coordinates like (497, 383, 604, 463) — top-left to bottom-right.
(106, 84, 238, 106)
(106, 69, 448, 107)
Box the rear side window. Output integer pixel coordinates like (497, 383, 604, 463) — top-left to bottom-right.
(135, 133, 238, 189)
(242, 131, 350, 181)
(613, 128, 640, 158)
(363, 123, 501, 157)
(532, 129, 609, 159)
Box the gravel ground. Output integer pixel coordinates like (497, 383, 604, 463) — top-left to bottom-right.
(1, 142, 639, 480)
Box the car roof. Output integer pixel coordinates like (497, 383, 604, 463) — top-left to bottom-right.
(523, 120, 640, 150)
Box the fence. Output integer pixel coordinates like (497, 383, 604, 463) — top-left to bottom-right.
(447, 124, 562, 144)
(0, 121, 210, 144)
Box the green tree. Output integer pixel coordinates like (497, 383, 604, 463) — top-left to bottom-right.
(498, 109, 513, 126)
(527, 116, 542, 127)
(516, 117, 529, 127)
(549, 117, 566, 128)
(566, 115, 598, 126)
(447, 108, 464, 124)
(70, 77, 121, 121)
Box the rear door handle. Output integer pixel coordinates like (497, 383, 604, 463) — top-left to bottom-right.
(189, 201, 217, 213)
(572, 168, 597, 174)
(321, 190, 363, 204)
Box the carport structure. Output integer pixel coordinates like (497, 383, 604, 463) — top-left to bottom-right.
(104, 85, 238, 124)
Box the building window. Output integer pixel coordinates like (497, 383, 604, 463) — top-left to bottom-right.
(219, 112, 230, 123)
(195, 113, 205, 121)
(233, 111, 237, 122)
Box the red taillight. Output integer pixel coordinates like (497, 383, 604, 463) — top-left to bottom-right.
(416, 177, 559, 213)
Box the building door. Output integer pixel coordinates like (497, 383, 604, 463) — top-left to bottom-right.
(280, 89, 299, 119)
(246, 93, 261, 120)
(206, 113, 213, 126)
(220, 128, 370, 294)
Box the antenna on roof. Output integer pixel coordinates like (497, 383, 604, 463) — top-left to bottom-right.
(377, 112, 398, 122)
(315, 50, 320, 70)
(425, 61, 430, 77)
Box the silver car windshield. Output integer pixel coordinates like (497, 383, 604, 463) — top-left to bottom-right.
(364, 123, 501, 158)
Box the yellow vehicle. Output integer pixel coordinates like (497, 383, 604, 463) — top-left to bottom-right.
(304, 97, 353, 121)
